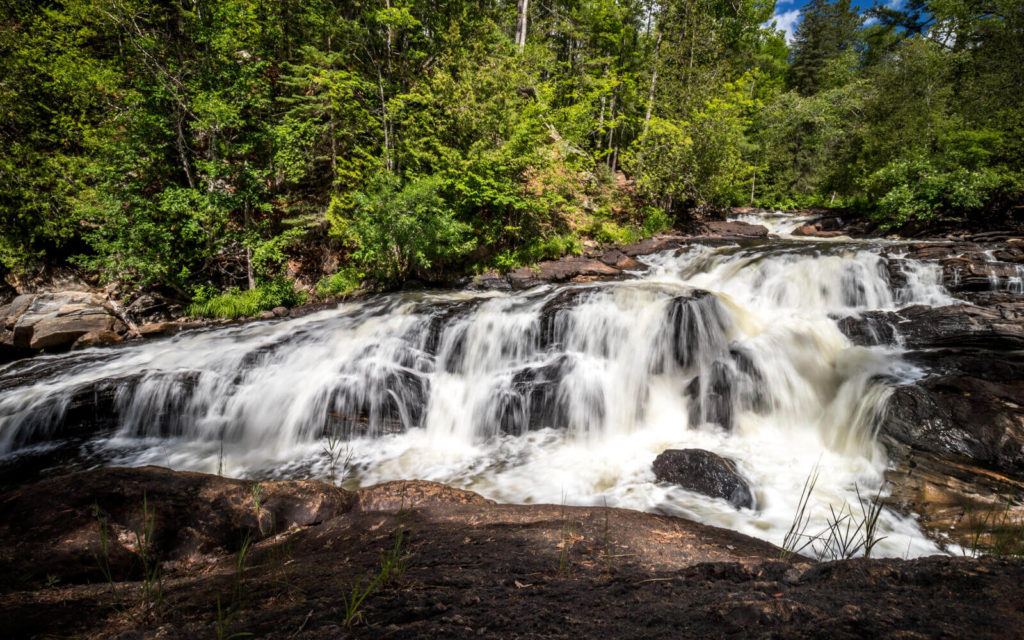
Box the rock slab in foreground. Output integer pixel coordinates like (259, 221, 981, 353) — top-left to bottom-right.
(653, 448, 755, 509)
(2, 467, 1024, 640)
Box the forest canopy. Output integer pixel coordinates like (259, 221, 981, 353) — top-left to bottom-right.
(1, 0, 1021, 299)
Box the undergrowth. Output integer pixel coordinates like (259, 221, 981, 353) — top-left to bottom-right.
(316, 268, 363, 298)
(188, 279, 305, 319)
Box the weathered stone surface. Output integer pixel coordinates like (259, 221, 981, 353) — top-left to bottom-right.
(653, 449, 755, 509)
(356, 479, 494, 512)
(70, 330, 123, 350)
(0, 466, 355, 586)
(792, 224, 845, 238)
(700, 220, 769, 240)
(884, 445, 1024, 550)
(837, 304, 1024, 351)
(507, 257, 621, 289)
(1, 292, 122, 352)
(598, 248, 646, 270)
(880, 351, 1024, 476)
(126, 292, 180, 324)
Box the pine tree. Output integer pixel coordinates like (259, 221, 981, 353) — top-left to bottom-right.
(788, 0, 863, 95)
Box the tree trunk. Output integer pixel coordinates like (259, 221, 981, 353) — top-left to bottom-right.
(516, 0, 529, 51)
(642, 33, 663, 139)
(376, 67, 392, 172)
(176, 114, 196, 190)
(244, 202, 255, 291)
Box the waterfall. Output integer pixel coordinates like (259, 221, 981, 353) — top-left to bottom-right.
(0, 213, 955, 557)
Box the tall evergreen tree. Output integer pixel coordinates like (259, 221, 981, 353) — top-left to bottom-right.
(788, 0, 863, 95)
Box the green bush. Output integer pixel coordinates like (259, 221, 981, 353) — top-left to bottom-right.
(865, 157, 1009, 226)
(585, 220, 642, 246)
(337, 174, 475, 283)
(316, 268, 363, 298)
(188, 279, 306, 319)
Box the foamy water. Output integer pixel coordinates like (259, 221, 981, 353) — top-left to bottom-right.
(0, 213, 958, 557)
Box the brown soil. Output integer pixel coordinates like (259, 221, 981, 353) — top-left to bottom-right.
(2, 468, 1023, 639)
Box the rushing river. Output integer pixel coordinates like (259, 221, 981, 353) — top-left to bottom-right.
(0, 212, 956, 557)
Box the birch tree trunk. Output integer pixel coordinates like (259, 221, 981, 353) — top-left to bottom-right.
(516, 0, 529, 50)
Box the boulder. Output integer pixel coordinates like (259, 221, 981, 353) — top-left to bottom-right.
(700, 221, 769, 241)
(618, 235, 685, 257)
(125, 292, 180, 324)
(1, 292, 123, 352)
(653, 449, 755, 509)
(792, 224, 845, 238)
(598, 248, 646, 271)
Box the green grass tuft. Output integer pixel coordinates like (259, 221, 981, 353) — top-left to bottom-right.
(188, 279, 306, 319)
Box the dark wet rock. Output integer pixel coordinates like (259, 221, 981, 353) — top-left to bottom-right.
(598, 248, 646, 270)
(664, 290, 730, 370)
(493, 355, 589, 434)
(880, 361, 1024, 476)
(422, 298, 482, 358)
(685, 361, 735, 431)
(653, 449, 755, 509)
(942, 257, 1023, 294)
(537, 288, 598, 350)
(884, 444, 1024, 550)
(836, 304, 1024, 351)
(272, 306, 289, 317)
(0, 466, 355, 588)
(324, 357, 430, 437)
(833, 312, 899, 346)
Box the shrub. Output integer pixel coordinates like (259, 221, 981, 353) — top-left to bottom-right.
(316, 268, 363, 298)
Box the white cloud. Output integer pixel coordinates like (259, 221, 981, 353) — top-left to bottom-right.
(769, 9, 802, 44)
(886, 0, 905, 8)
(864, 16, 879, 26)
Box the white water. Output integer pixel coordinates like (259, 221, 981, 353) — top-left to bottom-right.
(0, 213, 957, 558)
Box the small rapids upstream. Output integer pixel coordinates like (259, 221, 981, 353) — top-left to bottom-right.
(0, 214, 957, 557)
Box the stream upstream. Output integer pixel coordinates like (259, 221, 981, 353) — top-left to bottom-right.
(0, 211, 962, 557)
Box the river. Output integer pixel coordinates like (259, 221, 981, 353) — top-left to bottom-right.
(0, 211, 959, 557)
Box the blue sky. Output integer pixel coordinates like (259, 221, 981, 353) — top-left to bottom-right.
(770, 0, 906, 43)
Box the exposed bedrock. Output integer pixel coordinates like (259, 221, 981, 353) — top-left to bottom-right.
(836, 303, 1024, 351)
(0, 466, 356, 587)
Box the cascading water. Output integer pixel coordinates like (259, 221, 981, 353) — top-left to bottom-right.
(0, 213, 957, 557)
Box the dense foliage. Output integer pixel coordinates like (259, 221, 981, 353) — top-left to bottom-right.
(1, 0, 1021, 306)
